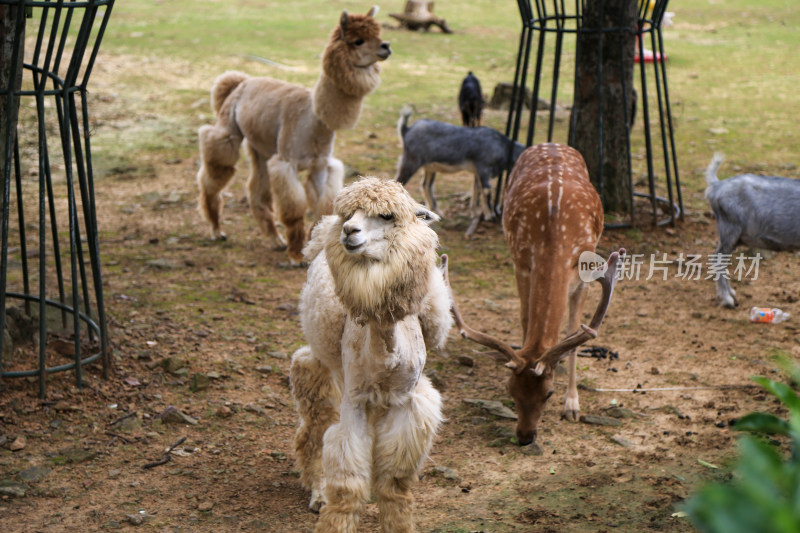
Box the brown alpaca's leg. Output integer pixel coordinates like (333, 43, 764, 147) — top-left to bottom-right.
(268, 155, 308, 265)
(304, 157, 344, 240)
(290, 347, 341, 512)
(372, 378, 442, 533)
(315, 402, 371, 533)
(245, 144, 287, 251)
(196, 124, 241, 240)
(312, 157, 344, 221)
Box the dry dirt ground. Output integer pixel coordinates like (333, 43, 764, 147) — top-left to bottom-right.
(2, 65, 800, 533)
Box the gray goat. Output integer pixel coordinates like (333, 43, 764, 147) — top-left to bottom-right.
(395, 107, 526, 237)
(705, 152, 800, 308)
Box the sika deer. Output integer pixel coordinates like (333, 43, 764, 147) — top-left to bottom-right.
(445, 143, 624, 446)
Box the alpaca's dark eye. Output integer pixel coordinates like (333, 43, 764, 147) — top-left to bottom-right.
(379, 213, 394, 221)
(353, 39, 365, 46)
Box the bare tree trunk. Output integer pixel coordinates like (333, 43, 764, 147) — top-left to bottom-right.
(1, 4, 25, 207)
(569, 0, 636, 215)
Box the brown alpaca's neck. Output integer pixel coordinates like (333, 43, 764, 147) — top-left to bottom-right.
(312, 73, 366, 131)
(312, 59, 381, 131)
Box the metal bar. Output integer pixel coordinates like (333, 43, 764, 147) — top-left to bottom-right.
(78, 82, 109, 376)
(13, 138, 31, 316)
(53, 1, 73, 85)
(60, 88, 82, 388)
(648, 25, 673, 225)
(515, 19, 534, 146)
(81, 0, 114, 88)
(525, 20, 545, 147)
(47, 94, 68, 327)
(496, 0, 532, 211)
(567, 0, 582, 146)
(38, 1, 64, 93)
(546, 0, 564, 141)
(656, 23, 682, 219)
(35, 89, 48, 398)
(2, 291, 102, 377)
(69, 93, 93, 342)
(636, 26, 657, 224)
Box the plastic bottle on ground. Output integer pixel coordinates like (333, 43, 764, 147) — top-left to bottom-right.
(749, 307, 790, 324)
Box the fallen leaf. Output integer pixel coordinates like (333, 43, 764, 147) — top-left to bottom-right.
(697, 458, 719, 469)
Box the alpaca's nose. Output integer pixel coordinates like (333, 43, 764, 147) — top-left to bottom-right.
(379, 41, 391, 59)
(343, 222, 360, 236)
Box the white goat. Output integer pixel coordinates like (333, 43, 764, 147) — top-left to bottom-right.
(290, 177, 452, 533)
(705, 152, 800, 308)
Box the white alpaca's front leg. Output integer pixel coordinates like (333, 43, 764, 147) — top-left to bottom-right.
(373, 377, 442, 533)
(316, 400, 372, 533)
(290, 346, 341, 513)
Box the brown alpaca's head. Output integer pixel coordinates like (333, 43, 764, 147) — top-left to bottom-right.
(324, 177, 440, 325)
(322, 6, 391, 97)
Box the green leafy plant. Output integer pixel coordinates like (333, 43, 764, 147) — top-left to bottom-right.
(685, 361, 800, 533)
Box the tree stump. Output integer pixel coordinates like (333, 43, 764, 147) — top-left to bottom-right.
(389, 1, 452, 33)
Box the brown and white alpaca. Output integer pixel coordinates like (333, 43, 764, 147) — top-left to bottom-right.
(196, 7, 391, 264)
(290, 177, 452, 532)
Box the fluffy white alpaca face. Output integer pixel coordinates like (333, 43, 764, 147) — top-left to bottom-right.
(340, 209, 394, 260)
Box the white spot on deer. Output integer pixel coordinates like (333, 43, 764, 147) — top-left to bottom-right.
(556, 183, 564, 211)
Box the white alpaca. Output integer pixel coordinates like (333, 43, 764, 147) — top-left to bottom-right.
(290, 177, 452, 533)
(196, 7, 391, 264)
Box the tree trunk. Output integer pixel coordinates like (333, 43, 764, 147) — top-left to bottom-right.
(1, 4, 25, 209)
(569, 0, 636, 215)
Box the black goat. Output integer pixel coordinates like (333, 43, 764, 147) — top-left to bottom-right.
(458, 71, 484, 127)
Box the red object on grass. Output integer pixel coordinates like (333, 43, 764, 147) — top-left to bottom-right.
(635, 47, 667, 63)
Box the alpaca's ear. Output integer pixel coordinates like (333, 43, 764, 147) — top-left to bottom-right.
(415, 208, 440, 225)
(340, 10, 349, 39)
(367, 5, 379, 17)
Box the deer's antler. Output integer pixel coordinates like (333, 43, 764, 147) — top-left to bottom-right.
(441, 255, 528, 373)
(531, 249, 625, 375)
